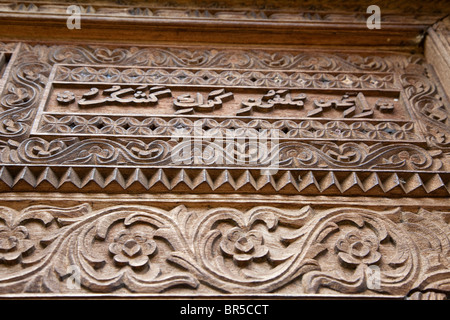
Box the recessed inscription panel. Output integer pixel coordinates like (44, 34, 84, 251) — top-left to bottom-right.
(44, 84, 403, 118)
(31, 65, 419, 142)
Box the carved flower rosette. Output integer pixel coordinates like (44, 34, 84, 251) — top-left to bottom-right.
(298, 208, 419, 295)
(169, 207, 312, 293)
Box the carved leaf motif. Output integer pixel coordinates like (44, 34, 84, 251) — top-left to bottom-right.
(299, 207, 427, 295)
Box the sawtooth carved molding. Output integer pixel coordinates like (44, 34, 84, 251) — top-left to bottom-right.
(0, 167, 448, 196)
(0, 203, 448, 297)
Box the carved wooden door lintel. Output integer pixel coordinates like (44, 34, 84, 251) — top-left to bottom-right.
(0, 0, 449, 300)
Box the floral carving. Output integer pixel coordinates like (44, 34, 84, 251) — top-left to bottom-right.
(335, 230, 381, 267)
(297, 207, 423, 295)
(0, 30, 448, 305)
(0, 45, 51, 138)
(0, 136, 443, 181)
(109, 230, 157, 270)
(56, 91, 75, 104)
(29, 139, 68, 157)
(76, 145, 115, 164)
(0, 225, 34, 265)
(46, 45, 420, 72)
(401, 73, 450, 150)
(0, 204, 445, 297)
(219, 228, 269, 265)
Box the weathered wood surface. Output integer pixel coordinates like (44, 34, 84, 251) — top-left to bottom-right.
(0, 0, 447, 48)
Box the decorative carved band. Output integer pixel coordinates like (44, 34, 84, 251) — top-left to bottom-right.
(54, 65, 398, 90)
(0, 166, 448, 196)
(0, 5, 448, 301)
(0, 138, 443, 170)
(0, 203, 448, 297)
(37, 116, 420, 142)
(48, 46, 421, 72)
(0, 1, 446, 25)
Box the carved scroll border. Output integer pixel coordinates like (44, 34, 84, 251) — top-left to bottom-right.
(0, 201, 447, 298)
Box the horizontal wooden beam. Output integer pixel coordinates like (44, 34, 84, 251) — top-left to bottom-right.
(0, 13, 431, 50)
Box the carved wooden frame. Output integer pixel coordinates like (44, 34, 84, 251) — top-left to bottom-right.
(0, 9, 449, 299)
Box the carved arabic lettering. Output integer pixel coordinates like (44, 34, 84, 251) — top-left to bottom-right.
(60, 85, 173, 107)
(237, 90, 306, 116)
(375, 99, 395, 113)
(174, 89, 233, 114)
(308, 92, 374, 118)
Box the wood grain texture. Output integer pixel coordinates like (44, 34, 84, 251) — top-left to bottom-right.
(0, 0, 446, 49)
(426, 18, 450, 100)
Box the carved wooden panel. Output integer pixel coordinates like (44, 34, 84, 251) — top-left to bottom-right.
(0, 1, 449, 300)
(0, 199, 448, 298)
(0, 44, 448, 197)
(0, 42, 447, 299)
